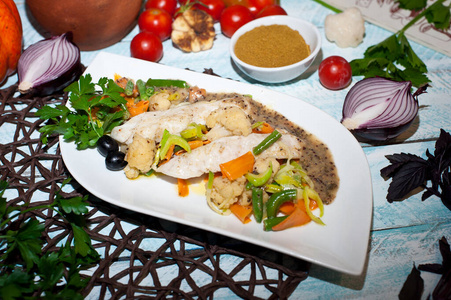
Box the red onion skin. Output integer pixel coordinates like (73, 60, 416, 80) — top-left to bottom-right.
(17, 32, 83, 96)
(351, 118, 416, 141)
(341, 77, 419, 141)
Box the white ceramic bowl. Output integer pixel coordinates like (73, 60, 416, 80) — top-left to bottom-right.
(230, 16, 321, 83)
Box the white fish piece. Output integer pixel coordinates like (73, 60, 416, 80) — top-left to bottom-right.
(156, 132, 303, 179)
(110, 99, 242, 145)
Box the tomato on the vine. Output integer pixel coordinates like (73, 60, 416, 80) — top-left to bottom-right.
(248, 0, 277, 13)
(194, 0, 226, 21)
(256, 4, 286, 18)
(318, 56, 352, 90)
(145, 0, 178, 16)
(220, 5, 254, 38)
(138, 8, 173, 41)
(130, 31, 164, 62)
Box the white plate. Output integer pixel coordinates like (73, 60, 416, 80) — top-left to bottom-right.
(60, 52, 373, 275)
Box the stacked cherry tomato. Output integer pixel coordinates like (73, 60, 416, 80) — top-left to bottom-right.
(130, 0, 287, 61)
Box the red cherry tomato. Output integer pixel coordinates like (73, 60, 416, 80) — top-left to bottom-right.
(194, 0, 226, 21)
(248, 0, 276, 13)
(138, 8, 173, 41)
(256, 4, 287, 18)
(145, 0, 178, 16)
(318, 56, 352, 90)
(130, 31, 164, 62)
(220, 5, 254, 38)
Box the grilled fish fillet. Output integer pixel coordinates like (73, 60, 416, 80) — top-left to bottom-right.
(110, 99, 242, 145)
(156, 132, 303, 179)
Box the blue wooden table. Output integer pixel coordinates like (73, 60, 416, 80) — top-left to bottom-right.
(4, 0, 451, 298)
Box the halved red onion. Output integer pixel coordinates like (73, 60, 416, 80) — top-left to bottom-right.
(341, 77, 424, 141)
(18, 32, 83, 96)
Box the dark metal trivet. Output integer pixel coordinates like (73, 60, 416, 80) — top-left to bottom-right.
(0, 83, 309, 299)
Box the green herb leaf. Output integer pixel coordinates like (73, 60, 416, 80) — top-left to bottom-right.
(36, 74, 126, 150)
(425, 2, 451, 29)
(397, 0, 427, 11)
(5, 218, 44, 269)
(351, 0, 451, 87)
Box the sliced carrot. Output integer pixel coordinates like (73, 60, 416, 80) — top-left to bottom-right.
(128, 100, 149, 117)
(174, 140, 210, 156)
(220, 151, 255, 181)
(230, 203, 253, 224)
(164, 144, 175, 161)
(125, 97, 135, 108)
(271, 206, 311, 231)
(279, 201, 295, 215)
(177, 178, 189, 197)
(297, 198, 318, 212)
(252, 122, 274, 134)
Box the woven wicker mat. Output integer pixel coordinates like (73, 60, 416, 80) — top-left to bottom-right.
(0, 83, 309, 299)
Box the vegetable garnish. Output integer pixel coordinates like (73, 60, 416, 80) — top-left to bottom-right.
(349, 0, 451, 88)
(341, 77, 428, 141)
(35, 74, 127, 150)
(0, 180, 100, 298)
(18, 32, 83, 96)
(230, 203, 253, 224)
(380, 129, 451, 211)
(177, 178, 189, 197)
(219, 151, 255, 181)
(252, 129, 282, 155)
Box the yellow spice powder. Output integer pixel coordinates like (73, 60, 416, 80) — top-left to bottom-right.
(234, 24, 310, 68)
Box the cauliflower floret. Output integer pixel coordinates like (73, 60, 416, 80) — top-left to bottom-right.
(208, 176, 247, 209)
(124, 165, 140, 179)
(124, 134, 156, 179)
(206, 106, 252, 136)
(149, 92, 171, 111)
(324, 7, 365, 48)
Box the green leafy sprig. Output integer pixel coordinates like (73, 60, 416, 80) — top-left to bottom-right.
(0, 179, 100, 299)
(35, 74, 127, 150)
(350, 0, 451, 88)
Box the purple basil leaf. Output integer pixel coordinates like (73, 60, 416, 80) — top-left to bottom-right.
(432, 268, 451, 300)
(418, 263, 443, 274)
(399, 264, 423, 300)
(381, 153, 425, 178)
(421, 189, 434, 201)
(386, 160, 429, 202)
(440, 168, 451, 211)
(434, 129, 451, 173)
(438, 237, 450, 270)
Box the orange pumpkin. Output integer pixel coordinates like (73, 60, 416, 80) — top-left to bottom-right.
(0, 0, 22, 84)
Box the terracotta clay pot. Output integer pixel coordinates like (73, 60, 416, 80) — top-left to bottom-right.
(26, 0, 142, 51)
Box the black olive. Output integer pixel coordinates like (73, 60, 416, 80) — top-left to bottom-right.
(105, 151, 127, 171)
(97, 135, 119, 157)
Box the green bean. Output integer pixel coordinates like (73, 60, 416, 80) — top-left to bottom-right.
(253, 130, 282, 155)
(252, 188, 263, 223)
(263, 216, 288, 231)
(146, 78, 188, 88)
(124, 79, 134, 96)
(266, 189, 297, 218)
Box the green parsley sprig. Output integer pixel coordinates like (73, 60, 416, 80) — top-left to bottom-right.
(350, 0, 451, 88)
(0, 179, 100, 299)
(36, 74, 127, 150)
